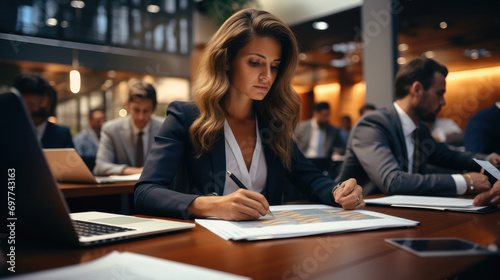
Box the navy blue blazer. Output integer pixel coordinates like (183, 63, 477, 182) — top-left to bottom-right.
(135, 101, 338, 219)
(464, 104, 500, 154)
(41, 122, 74, 149)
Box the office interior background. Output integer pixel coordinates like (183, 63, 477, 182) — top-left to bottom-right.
(0, 0, 499, 134)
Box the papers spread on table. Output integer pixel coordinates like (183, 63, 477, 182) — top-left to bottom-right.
(6, 251, 250, 280)
(365, 195, 495, 213)
(473, 158, 500, 180)
(195, 204, 419, 241)
(94, 173, 141, 183)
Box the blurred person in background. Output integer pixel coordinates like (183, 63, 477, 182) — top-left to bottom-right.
(295, 102, 344, 161)
(94, 82, 163, 176)
(359, 104, 376, 116)
(12, 72, 73, 149)
(73, 108, 106, 172)
(424, 117, 464, 149)
(339, 115, 352, 144)
(464, 101, 500, 154)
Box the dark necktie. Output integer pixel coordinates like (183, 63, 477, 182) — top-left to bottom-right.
(136, 131, 144, 167)
(412, 127, 420, 174)
(95, 130, 101, 141)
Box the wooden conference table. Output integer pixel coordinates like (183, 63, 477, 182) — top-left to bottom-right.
(14, 200, 500, 279)
(58, 181, 136, 198)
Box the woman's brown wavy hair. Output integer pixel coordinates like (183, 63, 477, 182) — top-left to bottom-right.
(190, 8, 301, 170)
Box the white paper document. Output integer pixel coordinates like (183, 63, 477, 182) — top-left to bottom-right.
(6, 251, 250, 280)
(195, 204, 419, 241)
(365, 195, 494, 213)
(95, 173, 141, 183)
(473, 158, 500, 180)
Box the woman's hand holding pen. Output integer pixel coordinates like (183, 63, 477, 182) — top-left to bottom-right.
(332, 178, 365, 210)
(187, 189, 271, 221)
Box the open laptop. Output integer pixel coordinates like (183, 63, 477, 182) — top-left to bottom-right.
(0, 91, 194, 246)
(43, 148, 141, 184)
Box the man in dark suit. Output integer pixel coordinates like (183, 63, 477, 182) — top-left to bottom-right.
(12, 72, 74, 149)
(295, 102, 344, 161)
(464, 101, 500, 154)
(336, 58, 500, 196)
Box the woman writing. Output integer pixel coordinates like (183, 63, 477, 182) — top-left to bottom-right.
(135, 8, 365, 220)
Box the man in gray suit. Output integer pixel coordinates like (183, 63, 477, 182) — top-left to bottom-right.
(336, 58, 500, 196)
(94, 82, 163, 176)
(295, 102, 344, 161)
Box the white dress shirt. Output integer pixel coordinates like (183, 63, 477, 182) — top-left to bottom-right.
(223, 118, 267, 195)
(304, 119, 323, 158)
(431, 118, 462, 143)
(34, 120, 47, 143)
(393, 103, 467, 194)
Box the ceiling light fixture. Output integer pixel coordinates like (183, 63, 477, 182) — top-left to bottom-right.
(397, 57, 406, 65)
(398, 43, 409, 52)
(70, 50, 81, 94)
(119, 109, 128, 117)
(46, 18, 58, 27)
(332, 42, 357, 53)
(330, 58, 348, 68)
(464, 48, 491, 59)
(70, 70, 81, 94)
(424, 51, 435, 58)
(312, 21, 329, 31)
(147, 4, 160, 13)
(439, 21, 448, 29)
(70, 0, 85, 9)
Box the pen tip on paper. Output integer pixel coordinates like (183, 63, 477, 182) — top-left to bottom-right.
(268, 211, 275, 219)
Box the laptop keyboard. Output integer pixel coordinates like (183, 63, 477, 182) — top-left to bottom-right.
(73, 220, 136, 237)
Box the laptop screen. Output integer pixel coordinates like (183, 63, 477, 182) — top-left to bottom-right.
(0, 91, 79, 245)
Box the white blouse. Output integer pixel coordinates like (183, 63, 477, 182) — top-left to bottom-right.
(223, 118, 267, 195)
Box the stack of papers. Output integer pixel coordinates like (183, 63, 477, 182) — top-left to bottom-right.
(365, 195, 495, 213)
(6, 251, 250, 280)
(195, 204, 419, 241)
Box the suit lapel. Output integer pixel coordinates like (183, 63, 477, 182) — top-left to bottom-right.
(122, 117, 135, 166)
(257, 113, 283, 204)
(210, 135, 226, 195)
(146, 118, 157, 155)
(388, 106, 409, 172)
(262, 144, 283, 203)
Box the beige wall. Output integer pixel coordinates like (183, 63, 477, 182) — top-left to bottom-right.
(439, 66, 500, 130)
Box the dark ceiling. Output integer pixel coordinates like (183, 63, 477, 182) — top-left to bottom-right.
(289, 0, 500, 86)
(1, 0, 499, 95)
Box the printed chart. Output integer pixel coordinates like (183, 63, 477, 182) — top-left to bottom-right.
(236, 209, 380, 228)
